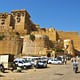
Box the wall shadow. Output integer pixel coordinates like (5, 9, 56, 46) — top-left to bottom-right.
(0, 75, 5, 77)
(54, 73, 64, 76)
(76, 71, 80, 73)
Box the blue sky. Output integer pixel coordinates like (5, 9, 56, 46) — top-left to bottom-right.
(0, 0, 80, 35)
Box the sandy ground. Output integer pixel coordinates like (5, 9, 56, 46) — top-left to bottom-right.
(0, 61, 80, 80)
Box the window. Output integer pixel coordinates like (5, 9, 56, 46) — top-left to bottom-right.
(1, 19, 5, 25)
(17, 17, 20, 23)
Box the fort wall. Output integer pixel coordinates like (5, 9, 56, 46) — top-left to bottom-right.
(0, 37, 22, 56)
(0, 9, 80, 56)
(57, 31, 80, 51)
(32, 28, 57, 41)
(22, 35, 49, 55)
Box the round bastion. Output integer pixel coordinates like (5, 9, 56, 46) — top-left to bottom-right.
(22, 34, 49, 56)
(64, 39, 74, 56)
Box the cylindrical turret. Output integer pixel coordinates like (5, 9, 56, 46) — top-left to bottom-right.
(22, 35, 49, 56)
(64, 39, 75, 56)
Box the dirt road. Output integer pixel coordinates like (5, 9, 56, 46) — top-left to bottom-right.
(0, 61, 80, 80)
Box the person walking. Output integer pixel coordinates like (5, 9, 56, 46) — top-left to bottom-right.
(73, 60, 78, 73)
(34, 59, 38, 71)
(64, 58, 67, 64)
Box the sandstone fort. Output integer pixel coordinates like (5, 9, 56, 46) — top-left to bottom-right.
(0, 9, 80, 57)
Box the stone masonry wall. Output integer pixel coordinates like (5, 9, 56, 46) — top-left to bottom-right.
(31, 28, 56, 41)
(22, 35, 49, 55)
(0, 39, 22, 56)
(57, 31, 80, 51)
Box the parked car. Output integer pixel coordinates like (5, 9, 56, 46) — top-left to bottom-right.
(40, 57, 48, 63)
(23, 59, 32, 68)
(30, 59, 36, 65)
(13, 58, 32, 69)
(34, 60, 47, 68)
(48, 58, 62, 64)
(13, 59, 24, 68)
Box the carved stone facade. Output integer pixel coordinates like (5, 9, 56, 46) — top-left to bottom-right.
(0, 10, 37, 36)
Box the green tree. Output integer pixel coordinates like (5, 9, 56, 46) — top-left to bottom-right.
(30, 34, 35, 41)
(0, 35, 6, 40)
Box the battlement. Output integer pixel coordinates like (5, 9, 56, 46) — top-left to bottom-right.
(0, 13, 11, 18)
(12, 9, 27, 12)
(12, 9, 30, 18)
(57, 31, 79, 38)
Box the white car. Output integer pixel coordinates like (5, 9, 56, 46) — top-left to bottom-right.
(48, 58, 62, 64)
(23, 59, 32, 68)
(14, 58, 32, 68)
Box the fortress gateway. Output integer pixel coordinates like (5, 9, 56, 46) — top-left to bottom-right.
(0, 9, 80, 57)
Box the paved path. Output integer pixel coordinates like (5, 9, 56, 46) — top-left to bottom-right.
(0, 61, 80, 80)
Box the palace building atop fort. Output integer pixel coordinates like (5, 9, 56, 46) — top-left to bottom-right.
(0, 9, 80, 57)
